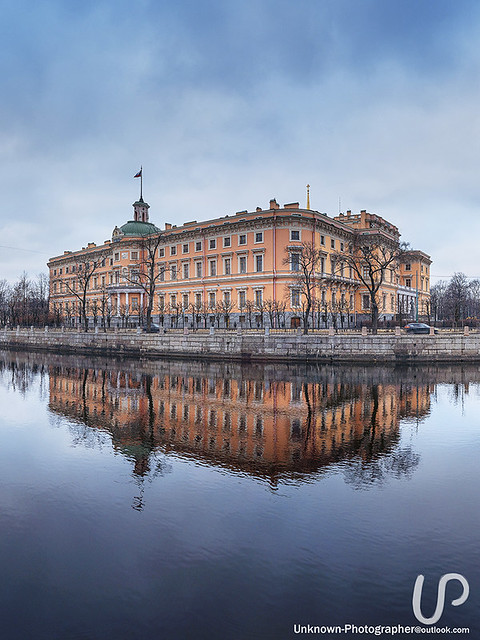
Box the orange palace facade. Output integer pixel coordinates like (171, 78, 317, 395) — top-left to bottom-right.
(48, 196, 431, 329)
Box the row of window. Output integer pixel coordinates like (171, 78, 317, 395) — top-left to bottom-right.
(158, 289, 265, 310)
(157, 231, 266, 258)
(51, 232, 353, 276)
(158, 254, 265, 281)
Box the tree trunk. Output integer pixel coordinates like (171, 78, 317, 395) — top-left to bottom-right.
(371, 301, 379, 335)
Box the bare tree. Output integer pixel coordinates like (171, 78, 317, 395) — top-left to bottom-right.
(284, 241, 325, 334)
(445, 272, 469, 326)
(0, 280, 11, 326)
(216, 298, 234, 328)
(126, 234, 165, 330)
(335, 239, 408, 334)
(99, 288, 112, 331)
(62, 257, 101, 331)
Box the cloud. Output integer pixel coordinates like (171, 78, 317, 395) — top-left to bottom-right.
(1, 0, 480, 282)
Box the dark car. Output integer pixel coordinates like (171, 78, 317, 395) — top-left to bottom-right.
(142, 323, 160, 333)
(404, 322, 438, 334)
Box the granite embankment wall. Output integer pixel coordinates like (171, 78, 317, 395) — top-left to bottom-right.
(1, 328, 480, 363)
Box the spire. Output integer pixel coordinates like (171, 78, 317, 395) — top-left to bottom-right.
(133, 167, 149, 221)
(306, 184, 310, 210)
(134, 167, 143, 201)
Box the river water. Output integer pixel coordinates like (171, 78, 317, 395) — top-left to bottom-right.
(0, 351, 478, 640)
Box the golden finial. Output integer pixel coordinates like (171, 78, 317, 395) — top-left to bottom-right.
(306, 184, 310, 210)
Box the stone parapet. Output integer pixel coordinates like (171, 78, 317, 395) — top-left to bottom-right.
(1, 329, 480, 363)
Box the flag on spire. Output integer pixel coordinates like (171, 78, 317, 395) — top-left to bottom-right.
(134, 168, 142, 178)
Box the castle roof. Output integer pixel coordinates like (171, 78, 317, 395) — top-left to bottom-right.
(118, 220, 160, 237)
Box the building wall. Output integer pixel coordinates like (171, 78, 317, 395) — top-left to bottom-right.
(48, 198, 431, 328)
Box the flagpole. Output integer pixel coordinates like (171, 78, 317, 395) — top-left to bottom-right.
(140, 166, 143, 201)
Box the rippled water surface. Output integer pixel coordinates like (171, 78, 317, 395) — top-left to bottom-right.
(0, 351, 478, 639)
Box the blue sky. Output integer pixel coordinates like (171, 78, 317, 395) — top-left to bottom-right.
(1, 0, 479, 283)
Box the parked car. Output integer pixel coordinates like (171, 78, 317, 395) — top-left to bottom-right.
(142, 323, 160, 333)
(404, 322, 438, 334)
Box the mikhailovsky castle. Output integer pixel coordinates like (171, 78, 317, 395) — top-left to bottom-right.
(48, 193, 431, 329)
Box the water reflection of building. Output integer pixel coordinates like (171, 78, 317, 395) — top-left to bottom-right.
(47, 360, 432, 484)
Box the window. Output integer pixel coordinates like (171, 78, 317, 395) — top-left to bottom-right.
(340, 242, 344, 252)
(320, 257, 325, 273)
(239, 256, 247, 273)
(290, 253, 300, 271)
(224, 258, 231, 275)
(131, 251, 138, 261)
(159, 266, 165, 281)
(131, 297, 138, 310)
(195, 241, 202, 251)
(170, 245, 177, 256)
(170, 294, 177, 307)
(362, 294, 370, 310)
(53, 269, 57, 276)
(223, 236, 231, 248)
(182, 243, 189, 254)
(158, 295, 165, 310)
(406, 278, 412, 288)
(158, 248, 165, 258)
(196, 262, 202, 278)
(65, 267, 69, 274)
(209, 292, 216, 308)
(291, 289, 300, 307)
(331, 238, 335, 249)
(182, 294, 189, 309)
(195, 293, 202, 308)
(223, 291, 231, 304)
(183, 263, 190, 279)
(255, 289, 263, 307)
(238, 290, 246, 309)
(405, 263, 411, 271)
(320, 235, 325, 246)
(255, 232, 263, 243)
(238, 234, 247, 245)
(209, 238, 216, 250)
(171, 265, 177, 280)
(255, 255, 263, 272)
(114, 253, 120, 261)
(291, 230, 300, 241)
(209, 260, 217, 276)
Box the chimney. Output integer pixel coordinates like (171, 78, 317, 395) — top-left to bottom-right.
(165, 223, 172, 230)
(269, 198, 279, 210)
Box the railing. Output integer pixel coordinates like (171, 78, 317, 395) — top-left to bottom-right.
(2, 326, 479, 336)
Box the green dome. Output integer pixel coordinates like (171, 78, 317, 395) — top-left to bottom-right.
(118, 220, 160, 237)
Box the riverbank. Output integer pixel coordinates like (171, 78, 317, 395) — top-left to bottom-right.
(1, 327, 479, 363)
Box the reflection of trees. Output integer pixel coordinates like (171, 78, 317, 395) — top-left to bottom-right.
(343, 448, 421, 489)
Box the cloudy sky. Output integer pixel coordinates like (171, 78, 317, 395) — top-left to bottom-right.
(1, 0, 479, 284)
